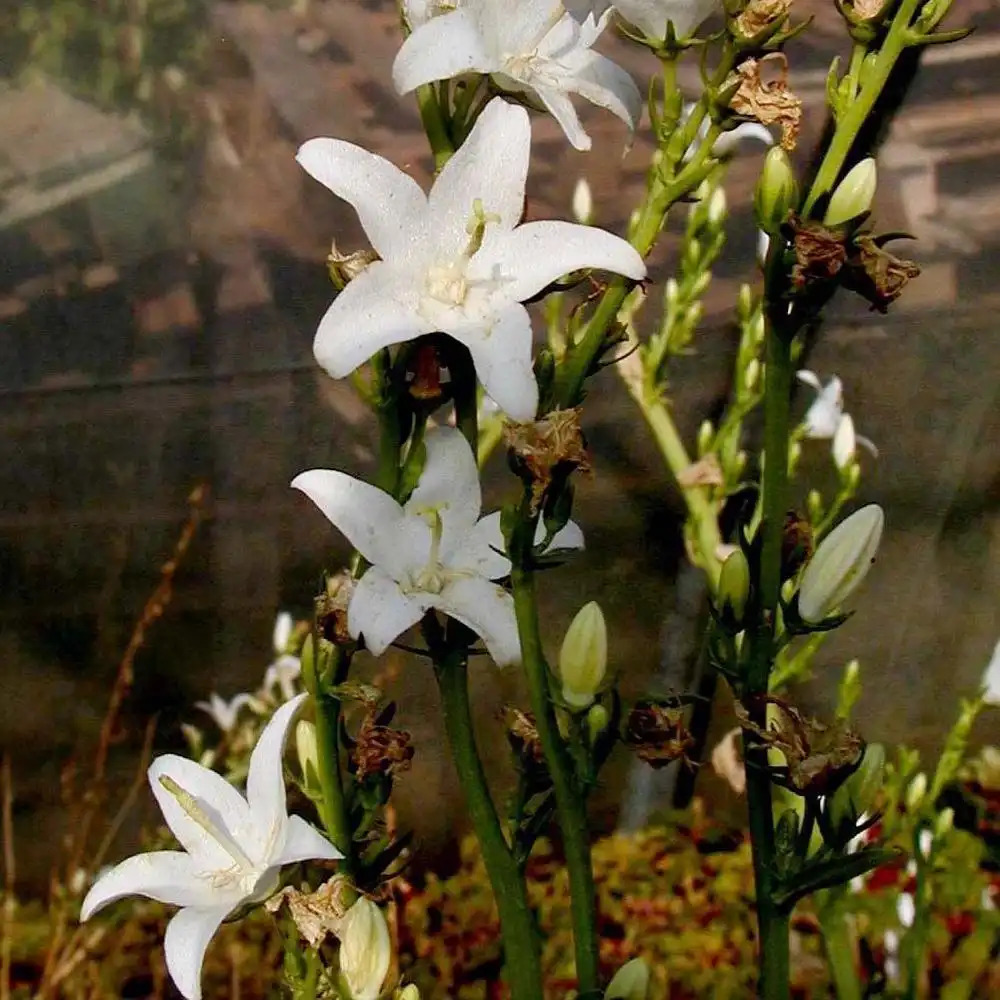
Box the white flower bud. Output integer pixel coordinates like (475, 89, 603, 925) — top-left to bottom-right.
(558, 602, 608, 710)
(905, 772, 927, 811)
(798, 504, 884, 623)
(707, 186, 727, 226)
(572, 177, 594, 225)
(396, 987, 420, 1000)
(755, 147, 798, 233)
(697, 419, 714, 456)
(273, 611, 294, 655)
(833, 413, 857, 469)
(896, 892, 916, 929)
(824, 158, 877, 226)
(296, 720, 319, 785)
(744, 359, 761, 392)
(606, 958, 650, 1000)
(718, 549, 751, 622)
(338, 898, 391, 1000)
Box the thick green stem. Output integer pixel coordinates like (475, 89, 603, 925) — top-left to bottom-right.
(511, 566, 600, 997)
(744, 323, 794, 1000)
(415, 83, 455, 171)
(818, 892, 862, 1000)
(434, 649, 543, 1000)
(803, 0, 923, 216)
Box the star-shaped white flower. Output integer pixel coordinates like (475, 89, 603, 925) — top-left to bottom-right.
(292, 427, 582, 666)
(393, 1, 642, 152)
(195, 692, 253, 733)
(296, 98, 644, 420)
(610, 0, 721, 40)
(80, 694, 341, 1000)
(797, 369, 877, 464)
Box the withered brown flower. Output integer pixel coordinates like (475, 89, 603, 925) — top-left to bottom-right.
(504, 407, 590, 513)
(316, 570, 355, 646)
(266, 876, 353, 948)
(353, 711, 415, 782)
(787, 214, 848, 290)
(782, 510, 814, 579)
(843, 235, 921, 313)
(737, 697, 864, 796)
(729, 54, 802, 151)
(623, 702, 696, 770)
(736, 0, 794, 38)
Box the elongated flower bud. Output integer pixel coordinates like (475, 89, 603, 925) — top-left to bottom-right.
(824, 158, 877, 226)
(833, 413, 857, 469)
(798, 504, 884, 622)
(829, 742, 884, 832)
(572, 177, 594, 225)
(718, 549, 751, 622)
(296, 720, 319, 787)
(606, 958, 650, 1000)
(338, 898, 391, 1000)
(558, 601, 608, 710)
(754, 147, 798, 233)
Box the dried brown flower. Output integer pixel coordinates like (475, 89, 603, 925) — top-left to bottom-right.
(787, 215, 848, 289)
(327, 240, 379, 288)
(729, 54, 802, 151)
(623, 702, 696, 770)
(504, 407, 590, 513)
(711, 728, 747, 796)
(353, 712, 415, 782)
(853, 0, 885, 19)
(265, 876, 353, 948)
(736, 0, 793, 37)
(316, 571, 354, 646)
(407, 340, 444, 401)
(677, 453, 724, 489)
(782, 510, 814, 578)
(843, 235, 921, 313)
(736, 697, 864, 796)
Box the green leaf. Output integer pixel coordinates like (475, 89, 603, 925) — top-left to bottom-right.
(773, 846, 902, 909)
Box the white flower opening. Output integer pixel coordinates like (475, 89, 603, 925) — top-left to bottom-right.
(292, 427, 583, 666)
(296, 98, 645, 420)
(80, 694, 342, 1000)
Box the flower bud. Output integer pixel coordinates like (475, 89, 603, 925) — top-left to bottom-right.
(832, 413, 857, 469)
(572, 177, 594, 225)
(338, 898, 391, 1000)
(905, 772, 927, 811)
(829, 741, 885, 833)
(718, 549, 751, 622)
(605, 958, 650, 1000)
(798, 504, 884, 623)
(935, 808, 954, 838)
(754, 147, 799, 233)
(824, 158, 877, 226)
(697, 419, 714, 456)
(707, 186, 727, 226)
(396, 987, 420, 1000)
(296, 719, 320, 786)
(744, 358, 761, 392)
(559, 602, 608, 710)
(586, 703, 610, 744)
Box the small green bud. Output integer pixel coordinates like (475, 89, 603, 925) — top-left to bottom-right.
(301, 635, 319, 694)
(586, 703, 610, 744)
(744, 358, 761, 392)
(605, 958, 649, 1000)
(935, 806, 954, 837)
(707, 186, 727, 226)
(828, 742, 884, 834)
(696, 419, 714, 456)
(807, 489, 824, 524)
(558, 602, 608, 710)
(737, 283, 754, 320)
(798, 504, 884, 623)
(824, 158, 877, 226)
(718, 549, 751, 622)
(296, 719, 320, 789)
(754, 147, 799, 234)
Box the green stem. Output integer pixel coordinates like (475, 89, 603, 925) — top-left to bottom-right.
(415, 83, 455, 171)
(803, 0, 923, 216)
(511, 565, 600, 998)
(433, 648, 543, 1000)
(817, 891, 862, 1000)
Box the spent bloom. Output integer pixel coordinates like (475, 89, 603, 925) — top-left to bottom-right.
(798, 504, 885, 623)
(297, 98, 644, 420)
(292, 427, 582, 666)
(393, 1, 642, 152)
(80, 694, 342, 1000)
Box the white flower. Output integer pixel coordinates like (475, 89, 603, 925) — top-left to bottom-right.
(896, 892, 916, 929)
(273, 612, 294, 655)
(981, 637, 1000, 705)
(402, 0, 462, 28)
(798, 504, 884, 623)
(297, 98, 644, 420)
(797, 369, 878, 461)
(292, 427, 582, 666)
(610, 0, 721, 40)
(264, 655, 302, 703)
(337, 897, 391, 1000)
(392, 2, 642, 152)
(195, 692, 252, 732)
(80, 694, 342, 1000)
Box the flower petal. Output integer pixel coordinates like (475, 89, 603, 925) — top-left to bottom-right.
(149, 756, 254, 870)
(405, 427, 482, 543)
(245, 694, 308, 860)
(456, 303, 538, 422)
(163, 906, 231, 1000)
(558, 49, 641, 135)
(81, 852, 222, 919)
(278, 815, 344, 866)
(291, 468, 406, 571)
(349, 567, 427, 656)
(296, 139, 426, 262)
(313, 262, 433, 380)
(392, 9, 495, 95)
(713, 121, 773, 156)
(531, 84, 591, 151)
(434, 577, 521, 666)
(478, 220, 645, 303)
(428, 99, 530, 254)
(543, 519, 586, 551)
(454, 511, 513, 580)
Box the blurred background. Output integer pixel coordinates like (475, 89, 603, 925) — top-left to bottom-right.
(1, 0, 999, 893)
